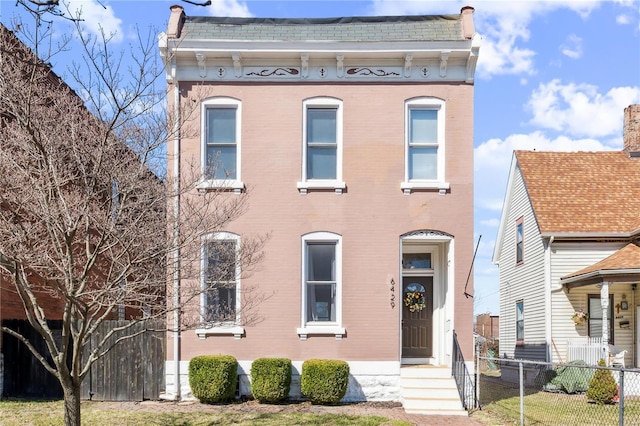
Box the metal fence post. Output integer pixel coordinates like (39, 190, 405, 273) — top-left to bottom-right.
(519, 361, 524, 426)
(620, 369, 625, 426)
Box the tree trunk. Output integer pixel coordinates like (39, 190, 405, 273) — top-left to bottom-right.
(62, 381, 81, 426)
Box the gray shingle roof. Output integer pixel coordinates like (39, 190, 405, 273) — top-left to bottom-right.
(181, 15, 463, 42)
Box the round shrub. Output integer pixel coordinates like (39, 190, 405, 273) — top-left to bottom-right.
(251, 357, 292, 403)
(586, 359, 618, 404)
(189, 355, 238, 403)
(301, 359, 349, 405)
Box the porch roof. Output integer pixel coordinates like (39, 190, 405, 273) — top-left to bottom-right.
(561, 243, 640, 288)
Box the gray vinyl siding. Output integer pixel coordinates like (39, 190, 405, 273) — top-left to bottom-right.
(498, 165, 547, 360)
(549, 243, 634, 364)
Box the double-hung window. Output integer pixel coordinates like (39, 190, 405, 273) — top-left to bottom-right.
(196, 232, 244, 338)
(516, 217, 524, 265)
(297, 232, 345, 339)
(516, 300, 524, 343)
(199, 98, 244, 193)
(401, 98, 448, 194)
(297, 98, 345, 194)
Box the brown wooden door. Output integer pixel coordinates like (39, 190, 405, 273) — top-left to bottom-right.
(402, 277, 433, 358)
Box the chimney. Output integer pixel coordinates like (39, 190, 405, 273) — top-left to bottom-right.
(461, 6, 476, 39)
(167, 5, 185, 39)
(624, 104, 640, 157)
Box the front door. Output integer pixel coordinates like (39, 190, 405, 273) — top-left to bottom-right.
(402, 277, 433, 358)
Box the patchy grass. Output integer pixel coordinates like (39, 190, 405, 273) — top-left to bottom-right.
(0, 400, 412, 426)
(478, 377, 640, 426)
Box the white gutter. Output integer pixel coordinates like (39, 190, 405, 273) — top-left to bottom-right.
(540, 232, 632, 239)
(562, 268, 640, 285)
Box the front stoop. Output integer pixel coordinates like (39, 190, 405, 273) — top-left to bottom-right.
(400, 365, 467, 416)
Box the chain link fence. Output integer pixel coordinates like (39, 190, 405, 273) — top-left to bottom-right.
(477, 356, 640, 425)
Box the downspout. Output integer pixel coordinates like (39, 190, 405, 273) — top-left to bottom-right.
(544, 236, 554, 362)
(171, 60, 181, 400)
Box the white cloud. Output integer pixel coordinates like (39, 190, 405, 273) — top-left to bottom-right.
(616, 14, 631, 24)
(527, 80, 640, 138)
(64, 0, 123, 43)
(560, 33, 583, 59)
(207, 0, 253, 17)
(480, 218, 500, 227)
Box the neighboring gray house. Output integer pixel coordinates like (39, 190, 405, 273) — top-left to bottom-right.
(493, 105, 640, 368)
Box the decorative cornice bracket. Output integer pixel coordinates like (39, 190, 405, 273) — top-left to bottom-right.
(336, 54, 344, 78)
(232, 53, 242, 78)
(301, 53, 309, 79)
(195, 52, 206, 78)
(404, 53, 413, 78)
(440, 50, 450, 78)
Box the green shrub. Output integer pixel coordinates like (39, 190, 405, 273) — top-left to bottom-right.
(586, 359, 618, 404)
(300, 359, 349, 405)
(189, 355, 238, 403)
(250, 358, 292, 403)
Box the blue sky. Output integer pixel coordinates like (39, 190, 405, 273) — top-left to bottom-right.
(1, 0, 639, 315)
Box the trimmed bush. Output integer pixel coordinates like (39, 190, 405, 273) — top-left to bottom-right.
(300, 359, 349, 405)
(586, 359, 618, 404)
(250, 358, 292, 403)
(189, 355, 238, 403)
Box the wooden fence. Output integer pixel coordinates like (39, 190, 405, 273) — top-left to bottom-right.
(81, 320, 165, 401)
(2, 319, 165, 401)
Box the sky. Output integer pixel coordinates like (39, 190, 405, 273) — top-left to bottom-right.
(1, 0, 639, 316)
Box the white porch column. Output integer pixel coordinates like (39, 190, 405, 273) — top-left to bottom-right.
(601, 282, 610, 363)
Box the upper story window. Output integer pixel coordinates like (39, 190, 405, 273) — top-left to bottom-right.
(516, 300, 524, 343)
(297, 98, 345, 195)
(198, 98, 244, 194)
(297, 232, 345, 340)
(196, 232, 244, 339)
(401, 97, 448, 195)
(516, 217, 524, 265)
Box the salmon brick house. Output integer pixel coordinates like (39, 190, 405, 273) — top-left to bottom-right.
(160, 5, 480, 415)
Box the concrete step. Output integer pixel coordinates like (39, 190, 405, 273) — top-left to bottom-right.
(400, 366, 467, 416)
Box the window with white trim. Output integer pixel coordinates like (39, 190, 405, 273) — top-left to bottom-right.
(297, 98, 345, 194)
(199, 98, 244, 193)
(196, 232, 244, 339)
(516, 300, 524, 343)
(297, 232, 345, 339)
(516, 217, 524, 265)
(401, 98, 448, 194)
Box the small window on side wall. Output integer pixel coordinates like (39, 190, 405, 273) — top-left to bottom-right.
(516, 300, 524, 343)
(516, 217, 524, 265)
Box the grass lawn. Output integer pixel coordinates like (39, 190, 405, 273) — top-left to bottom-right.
(477, 377, 640, 426)
(0, 400, 413, 426)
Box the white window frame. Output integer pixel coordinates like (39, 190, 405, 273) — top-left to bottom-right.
(195, 232, 244, 339)
(297, 97, 346, 195)
(197, 97, 244, 194)
(297, 231, 345, 340)
(401, 97, 449, 195)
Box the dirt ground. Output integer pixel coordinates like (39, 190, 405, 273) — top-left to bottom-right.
(89, 399, 486, 425)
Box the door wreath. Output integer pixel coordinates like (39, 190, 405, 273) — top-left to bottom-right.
(404, 291, 426, 312)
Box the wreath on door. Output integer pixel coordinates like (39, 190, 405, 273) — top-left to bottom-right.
(404, 291, 426, 312)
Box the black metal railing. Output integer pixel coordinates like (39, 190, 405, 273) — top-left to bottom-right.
(452, 330, 479, 410)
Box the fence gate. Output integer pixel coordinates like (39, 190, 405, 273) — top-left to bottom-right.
(81, 320, 165, 401)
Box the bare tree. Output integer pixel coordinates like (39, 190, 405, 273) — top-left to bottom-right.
(0, 11, 266, 426)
